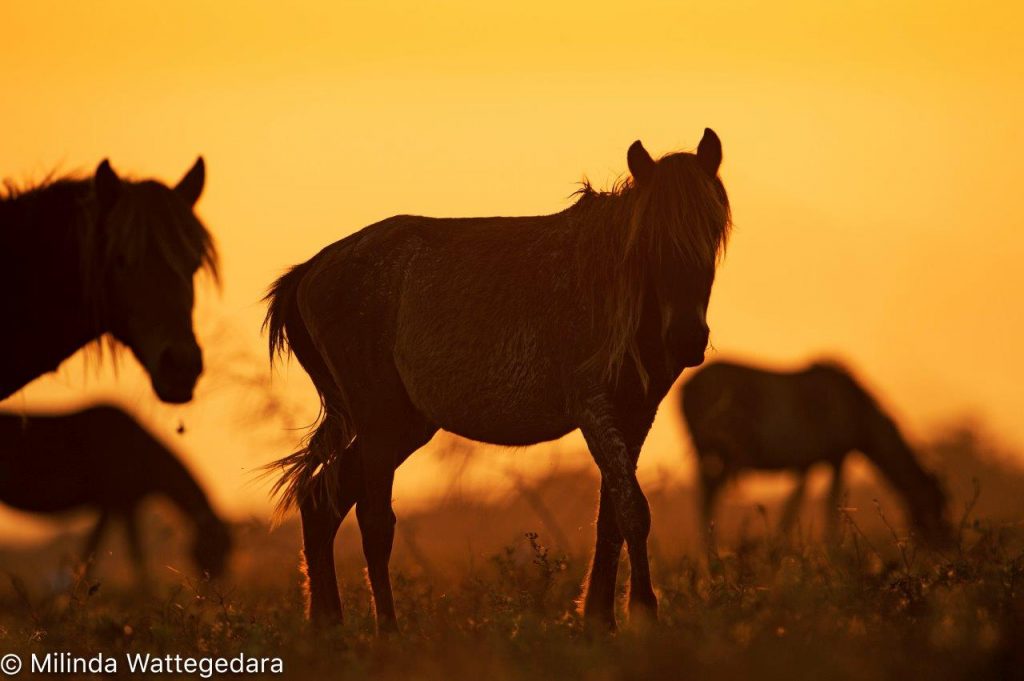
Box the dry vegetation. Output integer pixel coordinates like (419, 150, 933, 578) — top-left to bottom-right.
(2, 425, 1024, 680)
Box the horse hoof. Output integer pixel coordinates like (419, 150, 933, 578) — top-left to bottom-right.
(308, 608, 344, 628)
(582, 613, 618, 636)
(376, 619, 400, 637)
(628, 600, 659, 627)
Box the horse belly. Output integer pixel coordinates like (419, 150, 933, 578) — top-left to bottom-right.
(755, 403, 834, 468)
(434, 406, 575, 446)
(753, 440, 824, 470)
(395, 331, 575, 446)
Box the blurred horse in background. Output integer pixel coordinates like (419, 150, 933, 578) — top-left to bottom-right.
(0, 404, 232, 581)
(681, 359, 953, 549)
(0, 158, 217, 403)
(265, 129, 732, 632)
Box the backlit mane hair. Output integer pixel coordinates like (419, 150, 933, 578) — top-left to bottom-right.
(570, 152, 731, 387)
(2, 174, 218, 319)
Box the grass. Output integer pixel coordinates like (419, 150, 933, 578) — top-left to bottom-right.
(2, 426, 1024, 680)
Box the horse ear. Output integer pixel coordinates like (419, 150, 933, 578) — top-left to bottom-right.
(175, 156, 205, 206)
(696, 128, 722, 176)
(94, 159, 122, 209)
(627, 141, 656, 184)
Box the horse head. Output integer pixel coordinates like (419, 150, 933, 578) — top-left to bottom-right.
(626, 129, 729, 368)
(93, 158, 216, 403)
(906, 469, 955, 550)
(192, 514, 232, 579)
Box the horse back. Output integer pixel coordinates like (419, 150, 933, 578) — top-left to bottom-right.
(293, 213, 584, 443)
(0, 405, 161, 513)
(682, 360, 871, 470)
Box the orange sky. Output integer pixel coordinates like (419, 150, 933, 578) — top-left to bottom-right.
(2, 1, 1023, 537)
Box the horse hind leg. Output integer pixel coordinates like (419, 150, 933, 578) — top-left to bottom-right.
(354, 417, 436, 635)
(301, 422, 429, 627)
(300, 495, 343, 623)
(299, 437, 364, 624)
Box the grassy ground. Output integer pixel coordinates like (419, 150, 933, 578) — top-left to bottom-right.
(2, 427, 1024, 680)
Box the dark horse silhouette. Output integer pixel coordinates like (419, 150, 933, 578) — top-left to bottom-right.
(265, 130, 732, 632)
(681, 359, 952, 548)
(0, 159, 217, 403)
(0, 404, 231, 580)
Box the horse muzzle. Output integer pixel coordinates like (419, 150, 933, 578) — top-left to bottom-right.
(679, 327, 711, 368)
(151, 342, 204, 404)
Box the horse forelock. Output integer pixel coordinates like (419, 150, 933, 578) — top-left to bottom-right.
(97, 180, 219, 285)
(572, 152, 731, 387)
(629, 154, 732, 269)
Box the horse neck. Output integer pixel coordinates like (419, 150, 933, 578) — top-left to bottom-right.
(0, 182, 106, 396)
(570, 189, 674, 383)
(859, 407, 929, 492)
(148, 445, 220, 531)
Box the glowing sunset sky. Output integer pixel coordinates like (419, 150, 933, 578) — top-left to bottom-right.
(2, 1, 1022, 534)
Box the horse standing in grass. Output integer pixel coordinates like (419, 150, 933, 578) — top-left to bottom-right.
(265, 129, 732, 632)
(0, 404, 232, 580)
(0, 158, 217, 403)
(681, 359, 952, 547)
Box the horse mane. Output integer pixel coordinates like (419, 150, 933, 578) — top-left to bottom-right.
(570, 152, 732, 387)
(3, 171, 218, 279)
(1, 170, 69, 202)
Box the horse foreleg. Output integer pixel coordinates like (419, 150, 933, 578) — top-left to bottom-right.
(123, 510, 150, 590)
(81, 510, 110, 579)
(579, 401, 657, 624)
(582, 479, 624, 630)
(779, 473, 807, 536)
(700, 466, 725, 563)
(824, 460, 845, 542)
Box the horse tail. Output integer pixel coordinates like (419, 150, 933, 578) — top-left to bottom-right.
(263, 261, 312, 366)
(261, 260, 355, 517)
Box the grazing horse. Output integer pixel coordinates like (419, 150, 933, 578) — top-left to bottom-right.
(265, 129, 732, 632)
(0, 158, 217, 403)
(681, 359, 952, 547)
(0, 405, 232, 580)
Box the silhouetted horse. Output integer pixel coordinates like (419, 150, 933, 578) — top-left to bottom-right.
(681, 359, 952, 547)
(265, 130, 732, 632)
(0, 159, 217, 403)
(0, 405, 231, 580)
